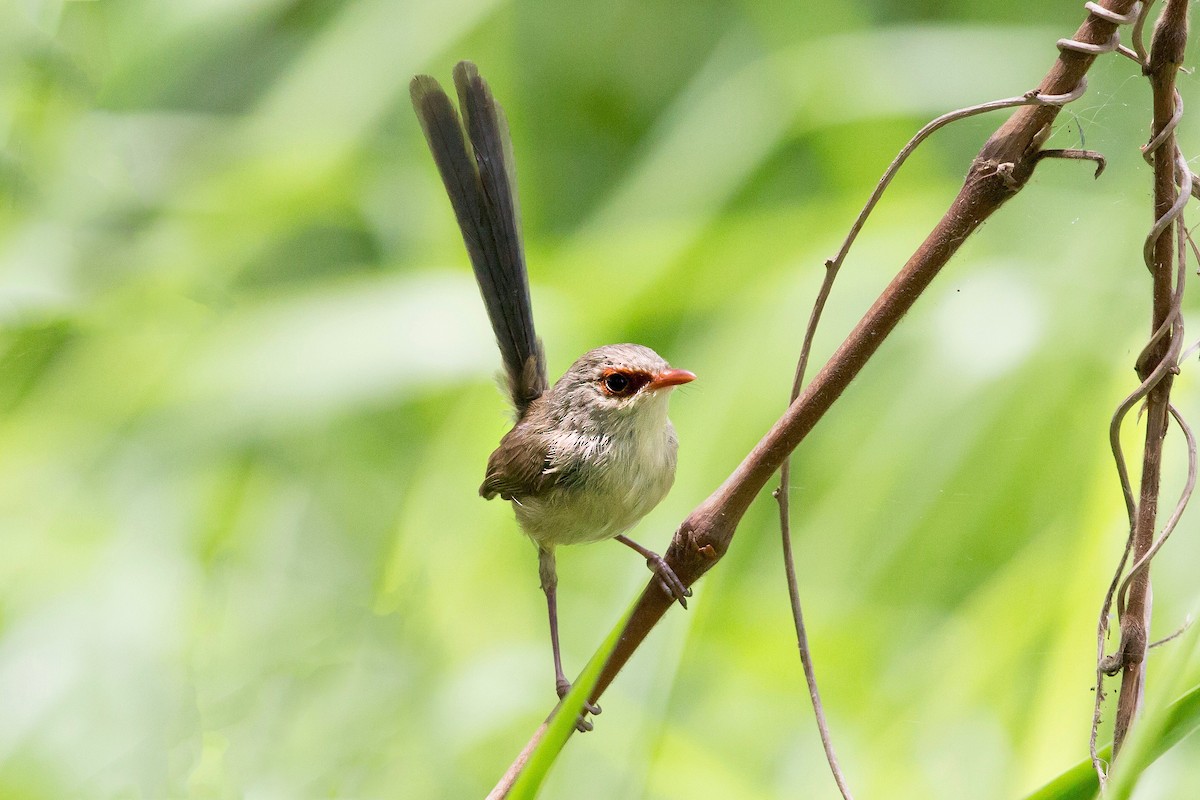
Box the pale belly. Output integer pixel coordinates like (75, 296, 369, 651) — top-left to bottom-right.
(512, 447, 676, 548)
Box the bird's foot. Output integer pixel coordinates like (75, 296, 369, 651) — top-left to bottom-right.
(556, 678, 601, 733)
(644, 552, 691, 608)
(615, 535, 692, 608)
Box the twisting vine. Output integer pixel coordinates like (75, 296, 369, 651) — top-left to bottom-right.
(484, 1, 1200, 794)
(1087, 0, 1198, 785)
(774, 79, 1097, 800)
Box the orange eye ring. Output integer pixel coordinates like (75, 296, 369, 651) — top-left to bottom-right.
(599, 369, 650, 397)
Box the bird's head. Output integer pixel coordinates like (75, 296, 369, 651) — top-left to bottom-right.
(548, 343, 695, 430)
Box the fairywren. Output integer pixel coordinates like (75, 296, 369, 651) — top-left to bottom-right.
(411, 62, 693, 729)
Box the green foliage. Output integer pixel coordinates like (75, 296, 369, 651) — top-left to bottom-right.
(1022, 679, 1200, 800)
(509, 602, 636, 798)
(2, 1, 1199, 798)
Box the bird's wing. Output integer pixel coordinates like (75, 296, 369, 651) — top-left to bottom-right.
(410, 63, 547, 418)
(480, 424, 546, 500)
(479, 424, 589, 501)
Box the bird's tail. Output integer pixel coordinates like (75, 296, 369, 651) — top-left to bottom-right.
(410, 61, 547, 418)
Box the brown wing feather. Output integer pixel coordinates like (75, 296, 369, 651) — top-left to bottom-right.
(479, 401, 589, 500)
(480, 423, 550, 500)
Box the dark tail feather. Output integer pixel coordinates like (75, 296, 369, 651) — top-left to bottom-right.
(410, 63, 547, 417)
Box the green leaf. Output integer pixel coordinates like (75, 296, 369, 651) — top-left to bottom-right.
(507, 601, 638, 799)
(1021, 681, 1200, 800)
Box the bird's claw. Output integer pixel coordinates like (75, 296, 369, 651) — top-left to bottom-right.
(556, 678, 601, 733)
(645, 553, 691, 608)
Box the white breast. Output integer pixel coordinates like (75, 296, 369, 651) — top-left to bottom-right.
(513, 397, 679, 548)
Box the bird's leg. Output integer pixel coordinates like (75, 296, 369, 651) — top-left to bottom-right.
(614, 535, 692, 608)
(538, 547, 570, 697)
(538, 546, 600, 732)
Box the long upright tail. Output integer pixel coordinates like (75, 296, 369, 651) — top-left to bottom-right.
(410, 61, 547, 418)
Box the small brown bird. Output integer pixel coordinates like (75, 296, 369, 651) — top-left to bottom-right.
(411, 62, 692, 728)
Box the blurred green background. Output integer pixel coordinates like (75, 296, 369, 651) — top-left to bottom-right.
(3, 0, 1200, 798)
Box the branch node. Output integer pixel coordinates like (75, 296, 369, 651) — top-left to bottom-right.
(994, 161, 1019, 190)
(1035, 148, 1108, 177)
(1148, 0, 1190, 74)
(1100, 653, 1124, 676)
(1123, 624, 1148, 664)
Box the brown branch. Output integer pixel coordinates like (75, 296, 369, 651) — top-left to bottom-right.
(589, 0, 1142, 711)
(767, 85, 1090, 800)
(1091, 162, 1190, 771)
(1111, 0, 1189, 760)
(489, 2, 1144, 793)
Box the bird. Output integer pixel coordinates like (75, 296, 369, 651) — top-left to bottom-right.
(410, 62, 693, 728)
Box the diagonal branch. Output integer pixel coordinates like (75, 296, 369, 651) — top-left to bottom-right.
(768, 83, 1096, 800)
(489, 1, 1144, 793)
(590, 0, 1144, 710)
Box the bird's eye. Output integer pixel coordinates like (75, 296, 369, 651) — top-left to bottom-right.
(602, 372, 634, 396)
(600, 369, 651, 397)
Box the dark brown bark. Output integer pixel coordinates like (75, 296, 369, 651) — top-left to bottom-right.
(589, 0, 1142, 705)
(490, 2, 1147, 794)
(1112, 0, 1189, 758)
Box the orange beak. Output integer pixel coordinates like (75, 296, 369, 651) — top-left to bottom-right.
(647, 368, 696, 392)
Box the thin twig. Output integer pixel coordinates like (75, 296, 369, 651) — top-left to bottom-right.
(1110, 0, 1190, 761)
(1035, 148, 1108, 176)
(1116, 268, 1191, 617)
(820, 88, 1087, 298)
(774, 472, 853, 799)
(770, 80, 1101, 800)
(776, 331, 849, 797)
(1111, 154, 1189, 619)
(1091, 7, 1187, 772)
(488, 2, 1147, 792)
(1132, 0, 1158, 64)
(1149, 613, 1194, 648)
(1115, 405, 1196, 619)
